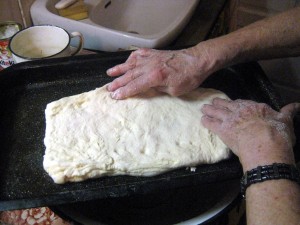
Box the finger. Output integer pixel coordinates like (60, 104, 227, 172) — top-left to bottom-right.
(280, 102, 300, 118)
(110, 75, 155, 100)
(212, 98, 257, 112)
(201, 104, 231, 121)
(106, 62, 136, 77)
(212, 98, 235, 111)
(106, 48, 152, 77)
(107, 70, 141, 92)
(201, 115, 223, 134)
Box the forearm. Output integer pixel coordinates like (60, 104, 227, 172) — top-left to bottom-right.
(240, 144, 300, 225)
(189, 7, 300, 72)
(246, 179, 300, 225)
(201, 99, 300, 225)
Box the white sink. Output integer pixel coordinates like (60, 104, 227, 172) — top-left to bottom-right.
(31, 0, 199, 51)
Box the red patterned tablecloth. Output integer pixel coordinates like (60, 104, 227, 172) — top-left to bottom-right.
(0, 207, 72, 225)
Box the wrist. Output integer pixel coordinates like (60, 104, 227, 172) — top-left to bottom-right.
(240, 163, 300, 198)
(234, 124, 295, 172)
(239, 146, 295, 172)
(187, 39, 229, 74)
(202, 36, 243, 66)
(192, 31, 254, 70)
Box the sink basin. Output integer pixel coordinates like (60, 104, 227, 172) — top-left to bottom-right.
(31, 0, 199, 51)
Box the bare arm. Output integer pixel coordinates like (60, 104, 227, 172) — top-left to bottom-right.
(107, 7, 300, 99)
(198, 6, 300, 69)
(201, 100, 300, 225)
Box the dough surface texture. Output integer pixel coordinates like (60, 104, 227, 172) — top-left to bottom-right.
(44, 85, 230, 184)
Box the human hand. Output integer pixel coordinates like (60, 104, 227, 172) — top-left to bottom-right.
(106, 48, 214, 99)
(201, 98, 300, 171)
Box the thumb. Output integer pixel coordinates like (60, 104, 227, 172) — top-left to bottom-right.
(280, 102, 300, 118)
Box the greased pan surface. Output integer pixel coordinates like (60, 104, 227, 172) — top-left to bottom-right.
(0, 53, 282, 210)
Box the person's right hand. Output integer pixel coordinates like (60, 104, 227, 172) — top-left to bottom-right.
(201, 98, 300, 171)
(106, 47, 215, 99)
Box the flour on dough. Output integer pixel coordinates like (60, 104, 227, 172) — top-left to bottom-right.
(44, 85, 231, 184)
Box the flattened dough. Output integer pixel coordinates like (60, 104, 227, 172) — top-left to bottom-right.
(44, 85, 230, 184)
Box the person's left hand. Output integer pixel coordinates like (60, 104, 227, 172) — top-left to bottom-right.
(106, 48, 212, 99)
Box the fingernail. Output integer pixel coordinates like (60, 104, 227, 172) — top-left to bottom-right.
(201, 104, 208, 110)
(106, 68, 113, 75)
(111, 90, 121, 100)
(106, 83, 111, 91)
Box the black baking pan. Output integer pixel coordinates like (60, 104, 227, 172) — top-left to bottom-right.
(0, 52, 284, 211)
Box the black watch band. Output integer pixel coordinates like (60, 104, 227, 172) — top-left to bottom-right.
(240, 163, 300, 198)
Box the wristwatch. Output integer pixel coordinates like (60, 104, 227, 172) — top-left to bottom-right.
(240, 163, 300, 198)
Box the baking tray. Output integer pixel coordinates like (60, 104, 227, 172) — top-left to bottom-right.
(0, 52, 283, 211)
